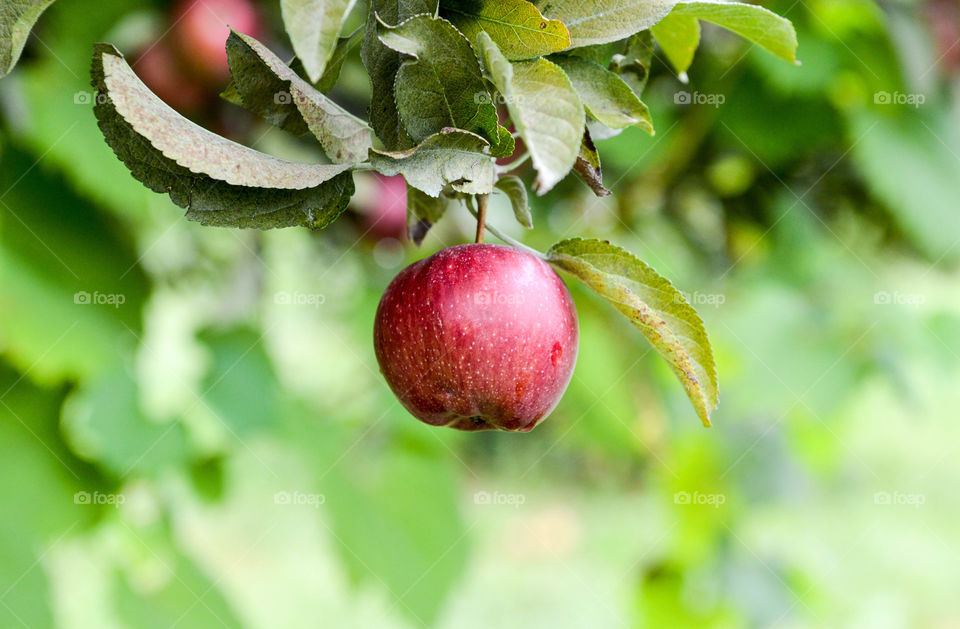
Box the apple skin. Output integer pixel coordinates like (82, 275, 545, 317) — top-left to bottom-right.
(172, 0, 261, 82)
(374, 244, 579, 432)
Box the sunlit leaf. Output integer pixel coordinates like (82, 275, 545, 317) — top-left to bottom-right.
(280, 0, 359, 83)
(442, 0, 570, 60)
(476, 33, 583, 194)
(552, 54, 653, 132)
(0, 0, 56, 77)
(547, 238, 718, 426)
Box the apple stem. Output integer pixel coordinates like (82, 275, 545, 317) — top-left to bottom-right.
(465, 196, 546, 259)
(475, 194, 488, 243)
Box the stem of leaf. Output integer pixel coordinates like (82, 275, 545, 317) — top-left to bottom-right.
(474, 194, 488, 243)
(465, 197, 546, 259)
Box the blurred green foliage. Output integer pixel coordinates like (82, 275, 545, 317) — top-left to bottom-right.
(2, 0, 960, 627)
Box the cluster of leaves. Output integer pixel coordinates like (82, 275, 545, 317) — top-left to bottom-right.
(8, 0, 797, 426)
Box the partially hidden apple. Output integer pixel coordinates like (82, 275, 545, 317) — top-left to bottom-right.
(374, 244, 579, 432)
(172, 0, 261, 82)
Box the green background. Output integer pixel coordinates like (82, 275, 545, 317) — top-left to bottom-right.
(1, 0, 958, 627)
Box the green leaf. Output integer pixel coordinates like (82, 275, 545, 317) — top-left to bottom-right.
(280, 0, 359, 83)
(476, 33, 584, 194)
(552, 54, 653, 133)
(610, 30, 654, 96)
(650, 12, 699, 75)
(225, 31, 373, 163)
(369, 128, 495, 197)
(0, 0, 56, 77)
(494, 175, 532, 228)
(546, 238, 718, 426)
(91, 44, 355, 230)
(407, 184, 452, 244)
(313, 31, 355, 92)
(442, 0, 570, 60)
(667, 1, 798, 66)
(378, 14, 504, 151)
(361, 0, 438, 150)
(572, 129, 610, 196)
(534, 0, 679, 47)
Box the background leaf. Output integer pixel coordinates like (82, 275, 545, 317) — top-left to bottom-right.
(650, 12, 700, 76)
(442, 0, 570, 60)
(547, 238, 719, 426)
(407, 185, 453, 244)
(280, 0, 359, 83)
(369, 128, 494, 196)
(92, 44, 355, 229)
(0, 0, 56, 77)
(477, 33, 583, 194)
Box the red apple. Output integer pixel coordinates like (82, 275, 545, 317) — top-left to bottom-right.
(363, 174, 408, 241)
(171, 0, 261, 83)
(374, 244, 579, 432)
